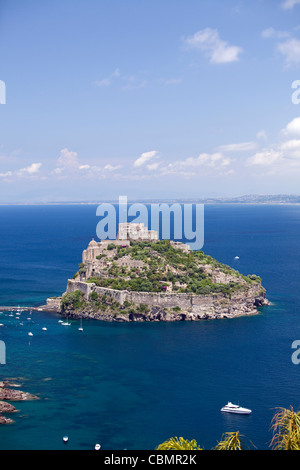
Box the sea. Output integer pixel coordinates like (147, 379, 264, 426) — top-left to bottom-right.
(0, 203, 299, 450)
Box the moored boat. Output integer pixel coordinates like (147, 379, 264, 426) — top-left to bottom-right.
(221, 402, 252, 414)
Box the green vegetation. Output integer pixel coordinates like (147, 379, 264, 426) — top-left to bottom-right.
(60, 288, 152, 317)
(156, 437, 202, 450)
(156, 406, 300, 450)
(81, 240, 262, 297)
(61, 290, 86, 311)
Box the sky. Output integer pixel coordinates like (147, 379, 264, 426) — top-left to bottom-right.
(1, 0, 300, 203)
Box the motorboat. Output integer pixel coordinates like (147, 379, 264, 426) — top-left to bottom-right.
(221, 402, 252, 415)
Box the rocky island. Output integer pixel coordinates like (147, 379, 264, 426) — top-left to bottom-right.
(0, 381, 39, 424)
(46, 223, 269, 322)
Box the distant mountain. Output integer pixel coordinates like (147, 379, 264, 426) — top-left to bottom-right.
(2, 194, 300, 205)
(191, 194, 300, 204)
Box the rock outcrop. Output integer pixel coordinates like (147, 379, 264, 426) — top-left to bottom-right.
(0, 381, 39, 425)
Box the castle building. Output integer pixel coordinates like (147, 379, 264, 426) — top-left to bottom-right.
(81, 223, 158, 277)
(117, 223, 158, 241)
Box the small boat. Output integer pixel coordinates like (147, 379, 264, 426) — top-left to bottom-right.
(234, 256, 240, 260)
(63, 436, 68, 443)
(221, 402, 252, 415)
(42, 327, 47, 331)
(28, 332, 33, 337)
(95, 443, 101, 450)
(61, 321, 71, 326)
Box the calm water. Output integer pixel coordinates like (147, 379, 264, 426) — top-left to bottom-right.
(0, 204, 300, 450)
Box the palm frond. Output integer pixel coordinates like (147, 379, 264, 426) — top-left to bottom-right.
(214, 431, 246, 450)
(156, 436, 202, 450)
(270, 406, 300, 450)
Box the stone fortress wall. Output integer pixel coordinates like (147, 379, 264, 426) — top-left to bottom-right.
(65, 278, 262, 318)
(46, 222, 266, 319)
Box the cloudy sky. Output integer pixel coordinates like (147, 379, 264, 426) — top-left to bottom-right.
(1, 0, 300, 202)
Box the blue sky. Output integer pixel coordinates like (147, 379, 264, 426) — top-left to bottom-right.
(1, 0, 300, 202)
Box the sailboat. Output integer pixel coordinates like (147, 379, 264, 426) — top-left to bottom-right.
(61, 316, 71, 326)
(78, 318, 83, 332)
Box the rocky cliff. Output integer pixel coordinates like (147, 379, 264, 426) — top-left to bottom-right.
(48, 238, 270, 322)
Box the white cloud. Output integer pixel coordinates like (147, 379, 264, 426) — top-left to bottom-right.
(17, 162, 42, 175)
(280, 139, 300, 151)
(94, 78, 111, 87)
(122, 76, 147, 90)
(57, 148, 79, 169)
(0, 162, 42, 180)
(103, 164, 122, 171)
(160, 152, 232, 178)
(50, 147, 125, 180)
(183, 28, 243, 64)
(277, 38, 300, 66)
(94, 68, 121, 88)
(133, 150, 158, 168)
(158, 78, 182, 86)
(0, 171, 12, 178)
(146, 162, 160, 171)
(111, 68, 120, 77)
(281, 0, 300, 9)
(261, 27, 290, 39)
(257, 130, 268, 141)
(281, 117, 300, 136)
(216, 142, 258, 152)
(247, 149, 281, 166)
(94, 68, 148, 91)
(262, 27, 300, 67)
(246, 118, 300, 172)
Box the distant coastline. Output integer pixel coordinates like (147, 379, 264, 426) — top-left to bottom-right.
(0, 194, 300, 205)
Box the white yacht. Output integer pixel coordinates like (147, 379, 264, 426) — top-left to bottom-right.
(221, 402, 252, 415)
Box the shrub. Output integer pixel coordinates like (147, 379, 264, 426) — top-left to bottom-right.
(61, 290, 85, 311)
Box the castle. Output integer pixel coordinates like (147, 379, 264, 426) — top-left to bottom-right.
(45, 222, 268, 321)
(83, 223, 157, 262)
(82, 223, 158, 279)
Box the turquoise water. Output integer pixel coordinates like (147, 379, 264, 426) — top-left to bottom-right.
(0, 204, 300, 450)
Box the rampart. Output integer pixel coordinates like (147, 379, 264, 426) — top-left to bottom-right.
(65, 279, 264, 318)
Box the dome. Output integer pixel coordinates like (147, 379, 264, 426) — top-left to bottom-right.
(88, 238, 98, 247)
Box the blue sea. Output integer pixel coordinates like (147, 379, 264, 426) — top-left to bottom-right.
(0, 203, 300, 450)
